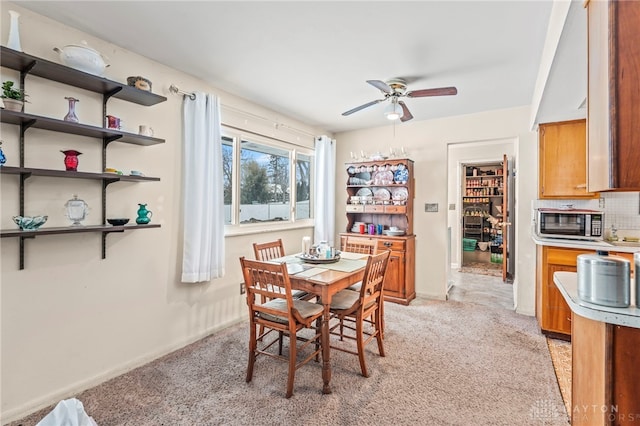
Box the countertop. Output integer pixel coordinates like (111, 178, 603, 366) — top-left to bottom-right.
(532, 234, 640, 253)
(554, 271, 640, 328)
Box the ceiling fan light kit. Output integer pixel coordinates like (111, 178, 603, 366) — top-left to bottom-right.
(342, 78, 458, 123)
(384, 102, 403, 120)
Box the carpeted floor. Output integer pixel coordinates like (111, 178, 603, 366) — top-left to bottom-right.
(9, 298, 568, 426)
(547, 338, 572, 417)
(459, 262, 502, 277)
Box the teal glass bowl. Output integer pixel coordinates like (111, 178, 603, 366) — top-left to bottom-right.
(13, 215, 48, 230)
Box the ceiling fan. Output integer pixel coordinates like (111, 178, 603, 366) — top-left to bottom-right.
(342, 78, 458, 122)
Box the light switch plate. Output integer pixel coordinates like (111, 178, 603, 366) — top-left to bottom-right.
(425, 203, 438, 212)
(449, 203, 456, 211)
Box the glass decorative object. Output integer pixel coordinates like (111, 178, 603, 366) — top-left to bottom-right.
(65, 194, 89, 226)
(0, 140, 6, 167)
(63, 97, 79, 122)
(136, 203, 152, 224)
(61, 149, 82, 171)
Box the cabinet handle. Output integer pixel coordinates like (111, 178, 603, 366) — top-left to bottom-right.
(383, 242, 392, 247)
(575, 184, 587, 189)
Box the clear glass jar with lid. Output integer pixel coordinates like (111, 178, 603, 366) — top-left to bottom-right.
(64, 194, 89, 226)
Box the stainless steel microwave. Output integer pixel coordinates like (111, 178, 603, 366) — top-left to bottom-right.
(535, 209, 604, 241)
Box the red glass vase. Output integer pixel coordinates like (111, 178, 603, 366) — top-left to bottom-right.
(61, 149, 82, 171)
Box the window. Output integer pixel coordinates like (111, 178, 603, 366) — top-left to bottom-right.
(222, 128, 314, 229)
(295, 154, 311, 220)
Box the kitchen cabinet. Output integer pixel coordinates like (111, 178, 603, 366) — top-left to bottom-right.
(587, 0, 640, 191)
(342, 158, 415, 305)
(0, 46, 166, 269)
(538, 120, 598, 199)
(339, 233, 415, 305)
(536, 246, 635, 339)
(572, 314, 640, 425)
(537, 246, 591, 339)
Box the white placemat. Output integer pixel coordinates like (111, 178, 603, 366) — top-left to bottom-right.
(339, 251, 368, 260)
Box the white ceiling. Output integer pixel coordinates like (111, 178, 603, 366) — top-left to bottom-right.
(15, 1, 585, 134)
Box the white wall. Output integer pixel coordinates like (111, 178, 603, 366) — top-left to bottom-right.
(0, 4, 325, 422)
(334, 106, 539, 313)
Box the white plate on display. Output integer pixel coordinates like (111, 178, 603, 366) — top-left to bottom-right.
(384, 230, 406, 236)
(373, 170, 394, 185)
(391, 187, 408, 201)
(373, 188, 391, 201)
(356, 188, 373, 197)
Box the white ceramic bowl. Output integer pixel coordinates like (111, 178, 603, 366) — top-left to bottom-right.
(53, 41, 109, 76)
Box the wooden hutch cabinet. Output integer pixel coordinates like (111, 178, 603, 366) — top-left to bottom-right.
(339, 158, 415, 305)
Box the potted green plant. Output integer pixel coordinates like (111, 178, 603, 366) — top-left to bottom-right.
(1, 81, 27, 112)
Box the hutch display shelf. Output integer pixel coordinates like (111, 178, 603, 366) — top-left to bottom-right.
(339, 158, 415, 304)
(0, 46, 166, 269)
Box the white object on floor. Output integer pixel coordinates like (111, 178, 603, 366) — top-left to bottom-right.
(36, 398, 98, 426)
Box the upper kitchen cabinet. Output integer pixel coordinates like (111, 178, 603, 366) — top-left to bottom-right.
(539, 119, 598, 199)
(587, 0, 640, 192)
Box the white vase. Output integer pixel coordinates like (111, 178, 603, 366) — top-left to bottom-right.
(7, 10, 22, 52)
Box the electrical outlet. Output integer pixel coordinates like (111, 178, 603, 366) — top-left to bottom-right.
(599, 197, 605, 208)
(425, 203, 438, 212)
(240, 282, 246, 295)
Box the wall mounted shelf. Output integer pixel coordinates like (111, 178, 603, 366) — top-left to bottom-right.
(0, 109, 164, 146)
(0, 46, 166, 269)
(1, 224, 161, 238)
(0, 46, 166, 106)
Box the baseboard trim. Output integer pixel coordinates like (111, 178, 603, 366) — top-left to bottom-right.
(1, 318, 244, 424)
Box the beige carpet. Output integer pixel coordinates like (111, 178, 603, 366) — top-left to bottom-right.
(9, 298, 568, 426)
(459, 262, 502, 277)
(547, 338, 572, 417)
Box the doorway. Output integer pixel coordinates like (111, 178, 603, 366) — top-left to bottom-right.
(446, 139, 516, 298)
(461, 161, 504, 276)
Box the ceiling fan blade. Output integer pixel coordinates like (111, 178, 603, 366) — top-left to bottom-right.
(406, 86, 458, 98)
(399, 101, 413, 122)
(342, 99, 384, 116)
(366, 80, 393, 94)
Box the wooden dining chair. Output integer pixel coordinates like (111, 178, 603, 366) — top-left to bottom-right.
(253, 239, 313, 301)
(341, 236, 378, 292)
(341, 236, 378, 255)
(328, 250, 390, 377)
(240, 257, 324, 398)
(253, 239, 286, 262)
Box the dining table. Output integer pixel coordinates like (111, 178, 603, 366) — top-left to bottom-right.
(270, 251, 368, 394)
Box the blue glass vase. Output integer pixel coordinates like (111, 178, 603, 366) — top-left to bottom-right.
(0, 141, 6, 167)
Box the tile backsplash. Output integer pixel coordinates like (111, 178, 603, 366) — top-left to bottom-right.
(601, 192, 640, 230)
(533, 192, 640, 231)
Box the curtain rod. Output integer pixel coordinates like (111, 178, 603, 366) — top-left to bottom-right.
(221, 104, 316, 138)
(169, 85, 318, 139)
(169, 84, 196, 100)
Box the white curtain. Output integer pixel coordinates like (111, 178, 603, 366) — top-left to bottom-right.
(314, 135, 336, 246)
(181, 93, 225, 282)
